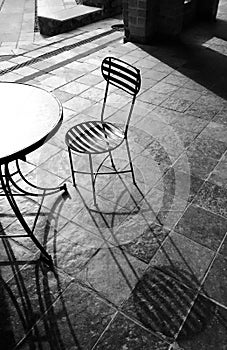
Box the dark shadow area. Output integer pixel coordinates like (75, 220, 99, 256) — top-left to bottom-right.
(137, 18, 227, 100)
(212, 19, 227, 41)
(0, 256, 81, 350)
(130, 266, 215, 340)
(0, 192, 81, 350)
(125, 264, 227, 344)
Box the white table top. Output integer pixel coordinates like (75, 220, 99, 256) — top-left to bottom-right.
(0, 83, 63, 164)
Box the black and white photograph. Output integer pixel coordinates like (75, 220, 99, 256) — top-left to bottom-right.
(0, 0, 226, 349)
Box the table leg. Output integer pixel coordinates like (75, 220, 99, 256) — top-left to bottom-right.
(0, 164, 61, 267)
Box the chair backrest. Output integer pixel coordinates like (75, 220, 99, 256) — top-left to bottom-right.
(101, 57, 141, 134)
(101, 57, 141, 96)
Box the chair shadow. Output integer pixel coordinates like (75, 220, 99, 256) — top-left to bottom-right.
(73, 172, 227, 343)
(1, 172, 226, 348)
(130, 263, 227, 345)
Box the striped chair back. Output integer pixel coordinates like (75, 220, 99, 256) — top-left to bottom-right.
(101, 57, 141, 96)
(100, 57, 141, 133)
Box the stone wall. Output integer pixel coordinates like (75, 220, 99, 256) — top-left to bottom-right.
(123, 0, 220, 44)
(197, 0, 220, 20)
(82, 0, 122, 16)
(183, 0, 197, 28)
(123, 0, 158, 43)
(158, 0, 184, 37)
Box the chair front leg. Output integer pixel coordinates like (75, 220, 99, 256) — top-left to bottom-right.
(68, 147, 76, 188)
(108, 150, 115, 169)
(88, 154, 97, 206)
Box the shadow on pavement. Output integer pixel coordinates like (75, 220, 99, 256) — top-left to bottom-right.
(137, 18, 227, 100)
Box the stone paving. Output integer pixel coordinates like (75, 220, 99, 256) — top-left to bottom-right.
(0, 0, 227, 349)
(0, 0, 78, 55)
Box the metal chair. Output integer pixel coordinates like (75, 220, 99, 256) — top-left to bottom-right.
(65, 56, 141, 206)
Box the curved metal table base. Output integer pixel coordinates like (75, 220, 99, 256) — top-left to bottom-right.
(0, 162, 67, 267)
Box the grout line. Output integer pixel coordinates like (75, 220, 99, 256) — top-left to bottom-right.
(15, 35, 122, 83)
(90, 310, 118, 350)
(0, 29, 119, 76)
(200, 231, 227, 288)
(190, 181, 227, 220)
(206, 148, 227, 183)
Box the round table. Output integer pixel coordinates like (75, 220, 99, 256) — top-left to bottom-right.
(0, 83, 66, 266)
(0, 82, 63, 164)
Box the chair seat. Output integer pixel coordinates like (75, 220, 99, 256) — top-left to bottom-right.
(65, 121, 125, 154)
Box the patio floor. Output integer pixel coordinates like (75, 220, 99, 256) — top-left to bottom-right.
(0, 0, 227, 349)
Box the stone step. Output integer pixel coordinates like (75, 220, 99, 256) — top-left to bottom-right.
(38, 4, 103, 36)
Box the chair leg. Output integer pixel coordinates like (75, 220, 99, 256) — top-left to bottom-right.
(125, 138, 136, 184)
(68, 147, 76, 187)
(108, 150, 115, 169)
(88, 154, 97, 206)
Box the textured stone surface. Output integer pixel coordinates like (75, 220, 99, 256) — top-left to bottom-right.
(94, 312, 170, 349)
(200, 121, 227, 143)
(150, 231, 215, 283)
(155, 168, 204, 203)
(46, 220, 105, 274)
(139, 187, 188, 230)
(174, 204, 227, 252)
(0, 263, 73, 348)
(193, 181, 227, 218)
(203, 254, 227, 307)
(177, 297, 227, 349)
(174, 151, 219, 180)
(78, 245, 147, 306)
(122, 265, 200, 340)
(119, 221, 170, 262)
(213, 105, 227, 125)
(208, 152, 227, 189)
(22, 281, 116, 349)
(177, 294, 219, 344)
(187, 136, 227, 160)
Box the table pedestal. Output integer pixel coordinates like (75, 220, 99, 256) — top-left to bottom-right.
(0, 160, 67, 267)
